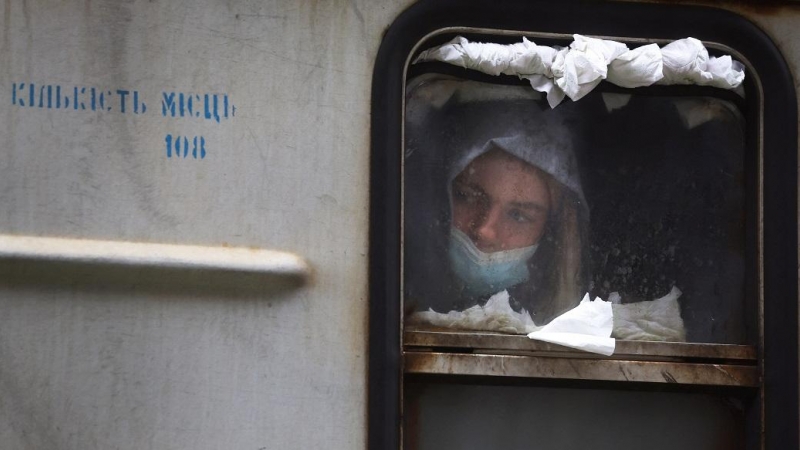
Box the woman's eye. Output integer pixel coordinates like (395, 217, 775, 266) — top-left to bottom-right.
(508, 209, 532, 223)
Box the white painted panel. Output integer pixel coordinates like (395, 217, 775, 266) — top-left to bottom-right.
(0, 1, 412, 449)
(1, 1, 799, 449)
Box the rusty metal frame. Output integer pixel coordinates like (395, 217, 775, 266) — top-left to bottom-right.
(405, 330, 759, 387)
(404, 351, 759, 387)
(371, 2, 798, 449)
(405, 330, 757, 363)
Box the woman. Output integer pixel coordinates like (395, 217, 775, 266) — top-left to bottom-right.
(404, 93, 590, 325)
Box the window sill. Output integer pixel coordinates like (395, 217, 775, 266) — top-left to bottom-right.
(404, 330, 758, 387)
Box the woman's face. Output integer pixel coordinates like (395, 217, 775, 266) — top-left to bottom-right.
(451, 149, 551, 253)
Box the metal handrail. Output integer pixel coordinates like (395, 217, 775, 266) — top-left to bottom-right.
(0, 234, 310, 279)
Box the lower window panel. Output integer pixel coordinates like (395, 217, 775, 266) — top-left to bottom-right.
(404, 380, 750, 450)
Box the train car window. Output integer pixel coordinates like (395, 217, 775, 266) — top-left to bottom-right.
(370, 3, 797, 450)
(404, 75, 748, 345)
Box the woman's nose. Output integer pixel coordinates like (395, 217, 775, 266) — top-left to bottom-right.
(473, 206, 502, 250)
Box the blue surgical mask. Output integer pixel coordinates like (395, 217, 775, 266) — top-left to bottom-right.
(447, 227, 539, 298)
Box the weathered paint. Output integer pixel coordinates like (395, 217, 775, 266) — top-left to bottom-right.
(0, 1, 799, 449)
(0, 0, 412, 449)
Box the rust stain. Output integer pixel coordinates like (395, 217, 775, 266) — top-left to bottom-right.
(661, 370, 678, 383)
(712, 364, 741, 383)
(404, 352, 434, 374)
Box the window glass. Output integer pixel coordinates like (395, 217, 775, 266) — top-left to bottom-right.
(404, 382, 747, 450)
(403, 75, 749, 344)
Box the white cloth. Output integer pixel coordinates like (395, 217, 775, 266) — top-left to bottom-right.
(551, 35, 628, 102)
(527, 294, 616, 355)
(407, 291, 617, 355)
(406, 287, 687, 354)
(414, 35, 744, 108)
(607, 43, 664, 88)
(414, 36, 557, 77)
(611, 286, 686, 342)
(407, 290, 539, 334)
(660, 38, 745, 88)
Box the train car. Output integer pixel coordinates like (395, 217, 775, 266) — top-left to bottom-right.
(0, 1, 798, 449)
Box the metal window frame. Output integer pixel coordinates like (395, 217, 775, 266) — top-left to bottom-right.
(369, 1, 798, 449)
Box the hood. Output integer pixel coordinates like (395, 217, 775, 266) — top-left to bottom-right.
(442, 98, 587, 211)
(404, 81, 591, 320)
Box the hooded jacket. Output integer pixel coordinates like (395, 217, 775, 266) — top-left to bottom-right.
(404, 92, 590, 325)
